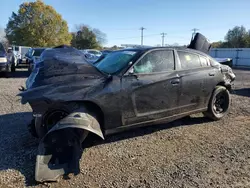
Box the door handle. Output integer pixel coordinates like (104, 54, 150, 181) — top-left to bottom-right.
(209, 72, 215, 76)
(170, 79, 180, 85)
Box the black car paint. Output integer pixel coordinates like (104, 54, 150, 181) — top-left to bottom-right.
(18, 43, 235, 182)
(104, 49, 224, 133)
(21, 47, 233, 135)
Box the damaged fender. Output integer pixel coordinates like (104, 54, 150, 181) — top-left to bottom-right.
(35, 109, 104, 182)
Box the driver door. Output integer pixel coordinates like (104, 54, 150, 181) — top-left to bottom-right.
(121, 49, 181, 126)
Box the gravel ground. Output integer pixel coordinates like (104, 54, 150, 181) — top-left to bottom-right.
(0, 68, 250, 188)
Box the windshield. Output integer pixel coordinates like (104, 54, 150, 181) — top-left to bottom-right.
(96, 50, 138, 74)
(33, 49, 45, 56)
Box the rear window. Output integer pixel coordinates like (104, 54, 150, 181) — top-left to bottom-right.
(22, 48, 30, 54)
(178, 51, 201, 69)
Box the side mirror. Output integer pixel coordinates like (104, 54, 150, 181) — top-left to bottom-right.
(126, 67, 138, 79)
(128, 67, 134, 74)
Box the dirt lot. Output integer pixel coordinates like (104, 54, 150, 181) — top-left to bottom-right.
(0, 68, 250, 188)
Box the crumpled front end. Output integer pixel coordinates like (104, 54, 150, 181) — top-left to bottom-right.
(220, 64, 236, 91)
(35, 109, 104, 182)
(17, 47, 107, 182)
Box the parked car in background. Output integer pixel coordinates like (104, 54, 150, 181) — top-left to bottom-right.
(80, 49, 102, 63)
(18, 33, 235, 182)
(101, 50, 112, 55)
(26, 47, 46, 72)
(214, 58, 233, 68)
(10, 45, 31, 66)
(93, 50, 114, 65)
(0, 43, 15, 76)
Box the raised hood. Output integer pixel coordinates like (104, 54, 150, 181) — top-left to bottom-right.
(19, 47, 108, 104)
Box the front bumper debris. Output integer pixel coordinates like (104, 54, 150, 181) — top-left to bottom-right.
(35, 110, 104, 182)
(35, 130, 82, 182)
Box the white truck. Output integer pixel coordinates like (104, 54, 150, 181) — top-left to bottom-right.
(10, 45, 31, 67)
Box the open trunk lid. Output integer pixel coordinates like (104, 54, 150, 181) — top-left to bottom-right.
(188, 33, 212, 54)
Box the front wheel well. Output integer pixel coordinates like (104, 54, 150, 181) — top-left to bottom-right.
(32, 101, 105, 139)
(216, 82, 231, 91)
(45, 101, 105, 127)
(77, 101, 105, 132)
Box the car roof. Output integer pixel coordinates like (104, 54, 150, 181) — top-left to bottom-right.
(116, 47, 209, 57)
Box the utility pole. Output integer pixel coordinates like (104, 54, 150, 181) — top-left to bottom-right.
(191, 28, 199, 40)
(161, 33, 167, 46)
(140, 27, 146, 46)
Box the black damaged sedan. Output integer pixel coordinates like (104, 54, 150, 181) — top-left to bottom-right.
(18, 34, 235, 182)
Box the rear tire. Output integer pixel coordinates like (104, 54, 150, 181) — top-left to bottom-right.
(203, 86, 230, 120)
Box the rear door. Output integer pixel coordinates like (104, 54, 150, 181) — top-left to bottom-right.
(176, 50, 216, 113)
(121, 49, 181, 126)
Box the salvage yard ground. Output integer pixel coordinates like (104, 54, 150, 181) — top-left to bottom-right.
(0, 69, 250, 188)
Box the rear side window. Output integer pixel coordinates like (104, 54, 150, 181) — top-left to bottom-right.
(199, 56, 210, 67)
(178, 51, 201, 69)
(134, 50, 174, 74)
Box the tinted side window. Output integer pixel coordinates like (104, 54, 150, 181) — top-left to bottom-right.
(134, 50, 174, 74)
(199, 56, 209, 67)
(178, 51, 201, 69)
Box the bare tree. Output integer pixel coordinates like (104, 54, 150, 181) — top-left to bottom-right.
(71, 24, 107, 49)
(0, 27, 9, 49)
(92, 28, 107, 45)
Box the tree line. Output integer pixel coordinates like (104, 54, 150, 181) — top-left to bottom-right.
(212, 26, 250, 48)
(2, 0, 107, 49)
